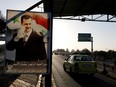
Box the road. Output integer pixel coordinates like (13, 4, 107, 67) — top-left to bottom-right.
(52, 54, 81, 87)
(52, 54, 116, 87)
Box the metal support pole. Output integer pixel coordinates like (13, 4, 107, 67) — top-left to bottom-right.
(44, 0, 53, 87)
(91, 37, 93, 56)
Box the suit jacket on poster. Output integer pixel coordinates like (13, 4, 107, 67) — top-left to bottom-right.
(6, 31, 47, 61)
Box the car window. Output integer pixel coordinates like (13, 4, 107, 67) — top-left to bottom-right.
(69, 56, 73, 61)
(81, 56, 93, 61)
(74, 56, 81, 61)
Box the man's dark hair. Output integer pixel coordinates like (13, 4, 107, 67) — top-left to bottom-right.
(21, 14, 32, 23)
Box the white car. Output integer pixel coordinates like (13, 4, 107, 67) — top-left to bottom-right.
(63, 54, 97, 74)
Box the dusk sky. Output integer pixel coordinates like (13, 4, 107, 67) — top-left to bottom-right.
(1, 0, 116, 52)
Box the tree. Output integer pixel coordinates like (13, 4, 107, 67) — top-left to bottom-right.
(56, 48, 65, 52)
(66, 48, 69, 52)
(0, 11, 6, 34)
(107, 50, 116, 59)
(70, 49, 75, 54)
(76, 49, 81, 54)
(81, 48, 91, 55)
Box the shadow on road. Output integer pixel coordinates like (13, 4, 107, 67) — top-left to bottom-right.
(67, 72, 115, 87)
(0, 74, 20, 87)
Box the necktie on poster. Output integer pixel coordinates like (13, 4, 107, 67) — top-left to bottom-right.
(23, 34, 28, 42)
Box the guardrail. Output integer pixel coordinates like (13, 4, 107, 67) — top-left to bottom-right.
(96, 60, 116, 79)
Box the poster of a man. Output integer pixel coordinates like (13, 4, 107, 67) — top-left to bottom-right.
(5, 10, 50, 74)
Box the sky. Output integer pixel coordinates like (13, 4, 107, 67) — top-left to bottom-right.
(0, 0, 116, 52)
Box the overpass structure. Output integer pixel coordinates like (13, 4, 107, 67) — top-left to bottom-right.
(44, 0, 116, 22)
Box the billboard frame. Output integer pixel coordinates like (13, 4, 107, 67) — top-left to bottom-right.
(5, 9, 52, 74)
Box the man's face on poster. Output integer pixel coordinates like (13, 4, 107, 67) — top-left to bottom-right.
(22, 18, 32, 33)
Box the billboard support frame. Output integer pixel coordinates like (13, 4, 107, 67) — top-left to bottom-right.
(91, 37, 93, 56)
(43, 0, 53, 87)
(78, 33, 94, 56)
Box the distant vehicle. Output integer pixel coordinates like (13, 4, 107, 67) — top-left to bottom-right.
(63, 54, 97, 74)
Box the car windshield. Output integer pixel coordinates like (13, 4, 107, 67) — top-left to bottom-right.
(74, 55, 93, 61)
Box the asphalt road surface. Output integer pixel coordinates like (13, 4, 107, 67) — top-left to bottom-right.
(52, 54, 116, 87)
